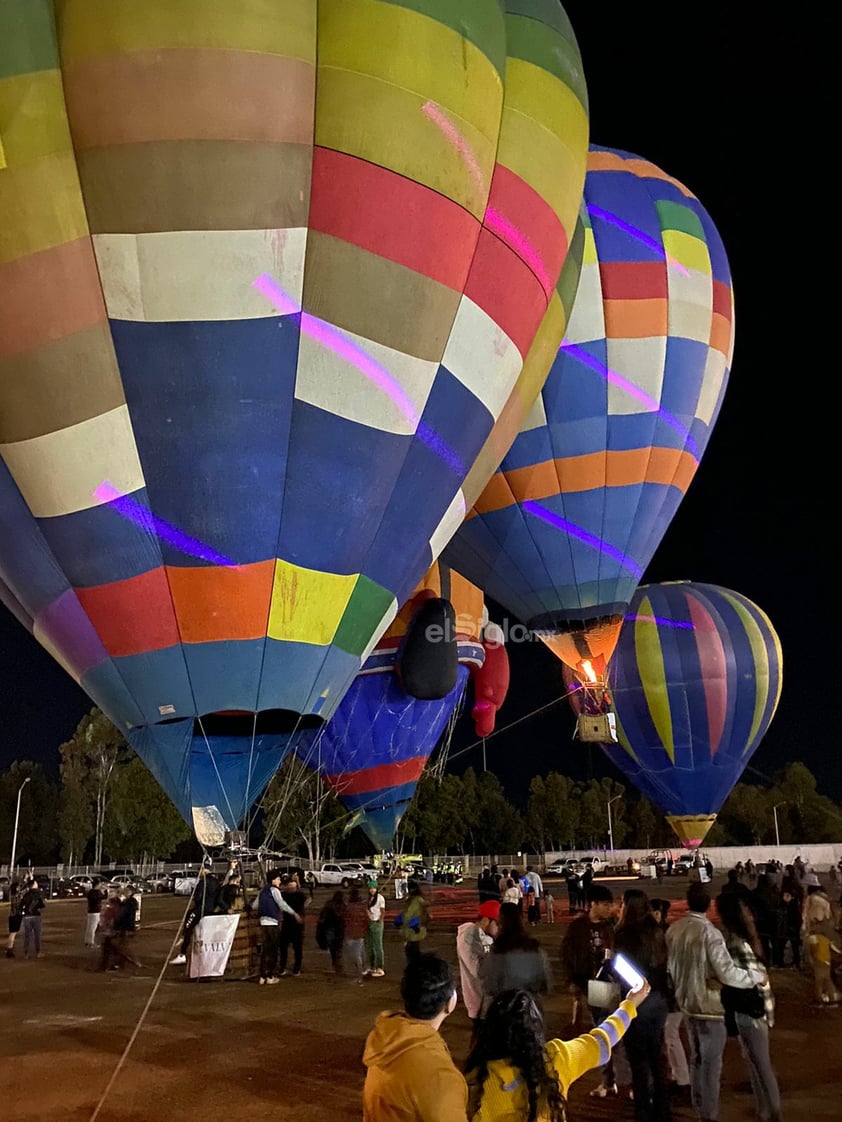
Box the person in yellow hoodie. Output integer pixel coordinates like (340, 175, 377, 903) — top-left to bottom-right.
(363, 952, 469, 1121)
(464, 981, 651, 1121)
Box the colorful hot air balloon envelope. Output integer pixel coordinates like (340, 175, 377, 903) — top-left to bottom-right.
(593, 582, 783, 847)
(446, 146, 735, 684)
(0, 2, 588, 842)
(301, 565, 490, 852)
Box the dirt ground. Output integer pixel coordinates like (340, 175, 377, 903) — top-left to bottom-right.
(1, 877, 838, 1122)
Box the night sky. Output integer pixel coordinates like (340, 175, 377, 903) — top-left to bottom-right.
(0, 7, 831, 805)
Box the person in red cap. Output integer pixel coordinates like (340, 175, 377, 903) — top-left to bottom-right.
(457, 899, 500, 1043)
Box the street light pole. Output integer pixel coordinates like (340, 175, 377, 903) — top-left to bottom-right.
(9, 776, 31, 875)
(773, 801, 787, 848)
(607, 795, 622, 860)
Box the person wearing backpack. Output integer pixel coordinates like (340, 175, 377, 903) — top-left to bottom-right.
(20, 878, 46, 959)
(257, 869, 303, 985)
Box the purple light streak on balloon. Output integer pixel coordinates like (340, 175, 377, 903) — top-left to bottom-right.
(522, 499, 643, 579)
(484, 205, 551, 293)
(252, 274, 465, 476)
(587, 204, 691, 277)
(93, 482, 240, 567)
(625, 612, 694, 629)
(421, 100, 485, 193)
(558, 342, 699, 459)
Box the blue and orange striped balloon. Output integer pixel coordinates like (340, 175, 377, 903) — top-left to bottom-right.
(604, 582, 783, 847)
(446, 146, 735, 682)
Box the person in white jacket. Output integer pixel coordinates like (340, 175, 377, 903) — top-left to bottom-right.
(456, 900, 499, 1043)
(667, 883, 767, 1122)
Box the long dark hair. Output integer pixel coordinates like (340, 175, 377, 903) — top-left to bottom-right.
(465, 989, 566, 1122)
(492, 902, 539, 953)
(614, 888, 666, 981)
(716, 892, 766, 963)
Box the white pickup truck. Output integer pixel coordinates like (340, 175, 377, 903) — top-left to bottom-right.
(305, 863, 364, 888)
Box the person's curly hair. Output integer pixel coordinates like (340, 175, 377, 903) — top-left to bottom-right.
(464, 989, 566, 1122)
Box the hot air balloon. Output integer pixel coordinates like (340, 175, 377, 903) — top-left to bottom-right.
(0, 2, 588, 843)
(445, 146, 735, 698)
(567, 582, 783, 847)
(298, 564, 507, 852)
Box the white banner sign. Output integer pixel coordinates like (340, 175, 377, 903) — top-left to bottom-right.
(188, 915, 240, 978)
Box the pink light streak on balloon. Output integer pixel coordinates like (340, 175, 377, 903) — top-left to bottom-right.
(252, 275, 464, 475)
(421, 100, 486, 194)
(253, 274, 419, 423)
(484, 206, 552, 294)
(421, 101, 552, 294)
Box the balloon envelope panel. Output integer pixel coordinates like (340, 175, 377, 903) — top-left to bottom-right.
(605, 582, 782, 822)
(446, 147, 734, 674)
(0, 1, 587, 837)
(302, 562, 484, 851)
(313, 663, 471, 853)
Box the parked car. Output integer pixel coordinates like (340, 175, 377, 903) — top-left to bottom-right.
(169, 869, 200, 895)
(52, 877, 87, 898)
(579, 855, 605, 874)
(305, 863, 363, 888)
(544, 859, 577, 876)
(143, 872, 174, 893)
(99, 868, 135, 882)
(68, 874, 94, 891)
(101, 875, 147, 895)
(640, 851, 695, 875)
(129, 876, 157, 895)
(340, 861, 380, 880)
(545, 855, 605, 877)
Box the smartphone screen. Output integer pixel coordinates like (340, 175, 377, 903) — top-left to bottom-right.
(612, 952, 645, 993)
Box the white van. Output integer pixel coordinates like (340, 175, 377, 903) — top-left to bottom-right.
(169, 869, 200, 895)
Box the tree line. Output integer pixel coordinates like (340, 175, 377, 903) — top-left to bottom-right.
(1, 708, 841, 865)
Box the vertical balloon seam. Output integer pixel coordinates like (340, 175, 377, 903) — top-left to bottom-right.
(725, 594, 768, 754)
(634, 595, 674, 762)
(245, 6, 333, 735)
(686, 591, 728, 762)
(720, 590, 783, 760)
(610, 165, 689, 586)
(594, 180, 642, 610)
(653, 186, 730, 527)
(463, 222, 590, 629)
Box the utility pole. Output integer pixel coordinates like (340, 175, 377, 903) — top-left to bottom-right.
(9, 776, 31, 875)
(607, 794, 622, 860)
(773, 801, 787, 847)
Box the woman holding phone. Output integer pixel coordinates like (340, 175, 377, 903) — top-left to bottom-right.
(464, 981, 650, 1121)
(612, 888, 672, 1122)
